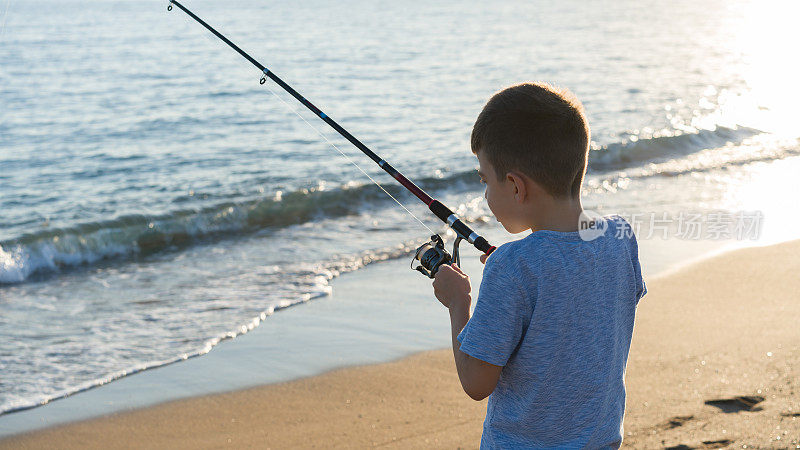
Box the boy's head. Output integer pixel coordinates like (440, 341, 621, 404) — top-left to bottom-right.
(471, 82, 590, 232)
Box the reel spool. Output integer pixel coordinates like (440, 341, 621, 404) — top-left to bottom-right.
(411, 234, 463, 278)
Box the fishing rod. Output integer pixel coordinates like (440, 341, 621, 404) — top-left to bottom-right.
(167, 0, 495, 278)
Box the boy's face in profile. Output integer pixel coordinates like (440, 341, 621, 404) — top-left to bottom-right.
(476, 150, 528, 234)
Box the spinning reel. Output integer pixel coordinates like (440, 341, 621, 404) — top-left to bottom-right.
(411, 234, 464, 278)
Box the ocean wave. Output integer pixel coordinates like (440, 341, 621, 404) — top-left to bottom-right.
(1, 126, 782, 285)
(0, 173, 473, 284)
(588, 126, 762, 172)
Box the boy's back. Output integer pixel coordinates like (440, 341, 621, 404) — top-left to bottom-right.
(456, 214, 647, 448)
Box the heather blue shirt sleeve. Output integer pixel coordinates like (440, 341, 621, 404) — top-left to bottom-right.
(626, 222, 647, 304)
(456, 251, 532, 367)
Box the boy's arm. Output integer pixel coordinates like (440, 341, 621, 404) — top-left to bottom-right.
(434, 264, 503, 401)
(449, 300, 503, 401)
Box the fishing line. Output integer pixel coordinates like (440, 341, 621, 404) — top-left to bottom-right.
(260, 81, 436, 235)
(167, 0, 495, 277)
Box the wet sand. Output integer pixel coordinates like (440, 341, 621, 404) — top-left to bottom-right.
(2, 239, 799, 448)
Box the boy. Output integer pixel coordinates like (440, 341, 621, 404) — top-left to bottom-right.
(432, 82, 647, 448)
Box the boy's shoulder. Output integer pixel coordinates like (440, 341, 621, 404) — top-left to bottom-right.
(484, 235, 535, 268)
(481, 231, 552, 278)
(604, 213, 641, 252)
(605, 213, 635, 231)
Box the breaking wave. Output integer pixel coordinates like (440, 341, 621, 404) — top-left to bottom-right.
(3, 125, 788, 285)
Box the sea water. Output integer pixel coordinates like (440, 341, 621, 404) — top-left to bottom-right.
(1, 0, 799, 415)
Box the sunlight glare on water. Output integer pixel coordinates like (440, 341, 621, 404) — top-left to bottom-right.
(725, 0, 800, 137)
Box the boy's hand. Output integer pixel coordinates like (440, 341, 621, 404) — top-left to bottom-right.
(432, 263, 471, 310)
(480, 253, 488, 264)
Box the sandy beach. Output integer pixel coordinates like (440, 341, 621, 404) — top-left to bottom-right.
(1, 239, 798, 449)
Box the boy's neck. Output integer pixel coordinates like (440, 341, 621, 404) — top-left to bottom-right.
(529, 197, 584, 233)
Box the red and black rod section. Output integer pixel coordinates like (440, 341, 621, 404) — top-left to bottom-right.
(168, 0, 495, 256)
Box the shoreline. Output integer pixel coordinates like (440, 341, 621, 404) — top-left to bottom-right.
(0, 246, 479, 439)
(2, 238, 799, 447)
(0, 225, 714, 436)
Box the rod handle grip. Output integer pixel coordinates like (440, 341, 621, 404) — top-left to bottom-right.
(428, 199, 495, 255)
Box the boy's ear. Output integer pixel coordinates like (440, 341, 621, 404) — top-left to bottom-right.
(506, 172, 528, 203)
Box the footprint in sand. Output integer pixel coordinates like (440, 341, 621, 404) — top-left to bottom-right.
(703, 395, 765, 413)
(658, 415, 694, 430)
(659, 395, 765, 450)
(665, 439, 734, 449)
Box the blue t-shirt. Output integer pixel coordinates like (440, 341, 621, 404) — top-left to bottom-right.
(456, 214, 646, 449)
